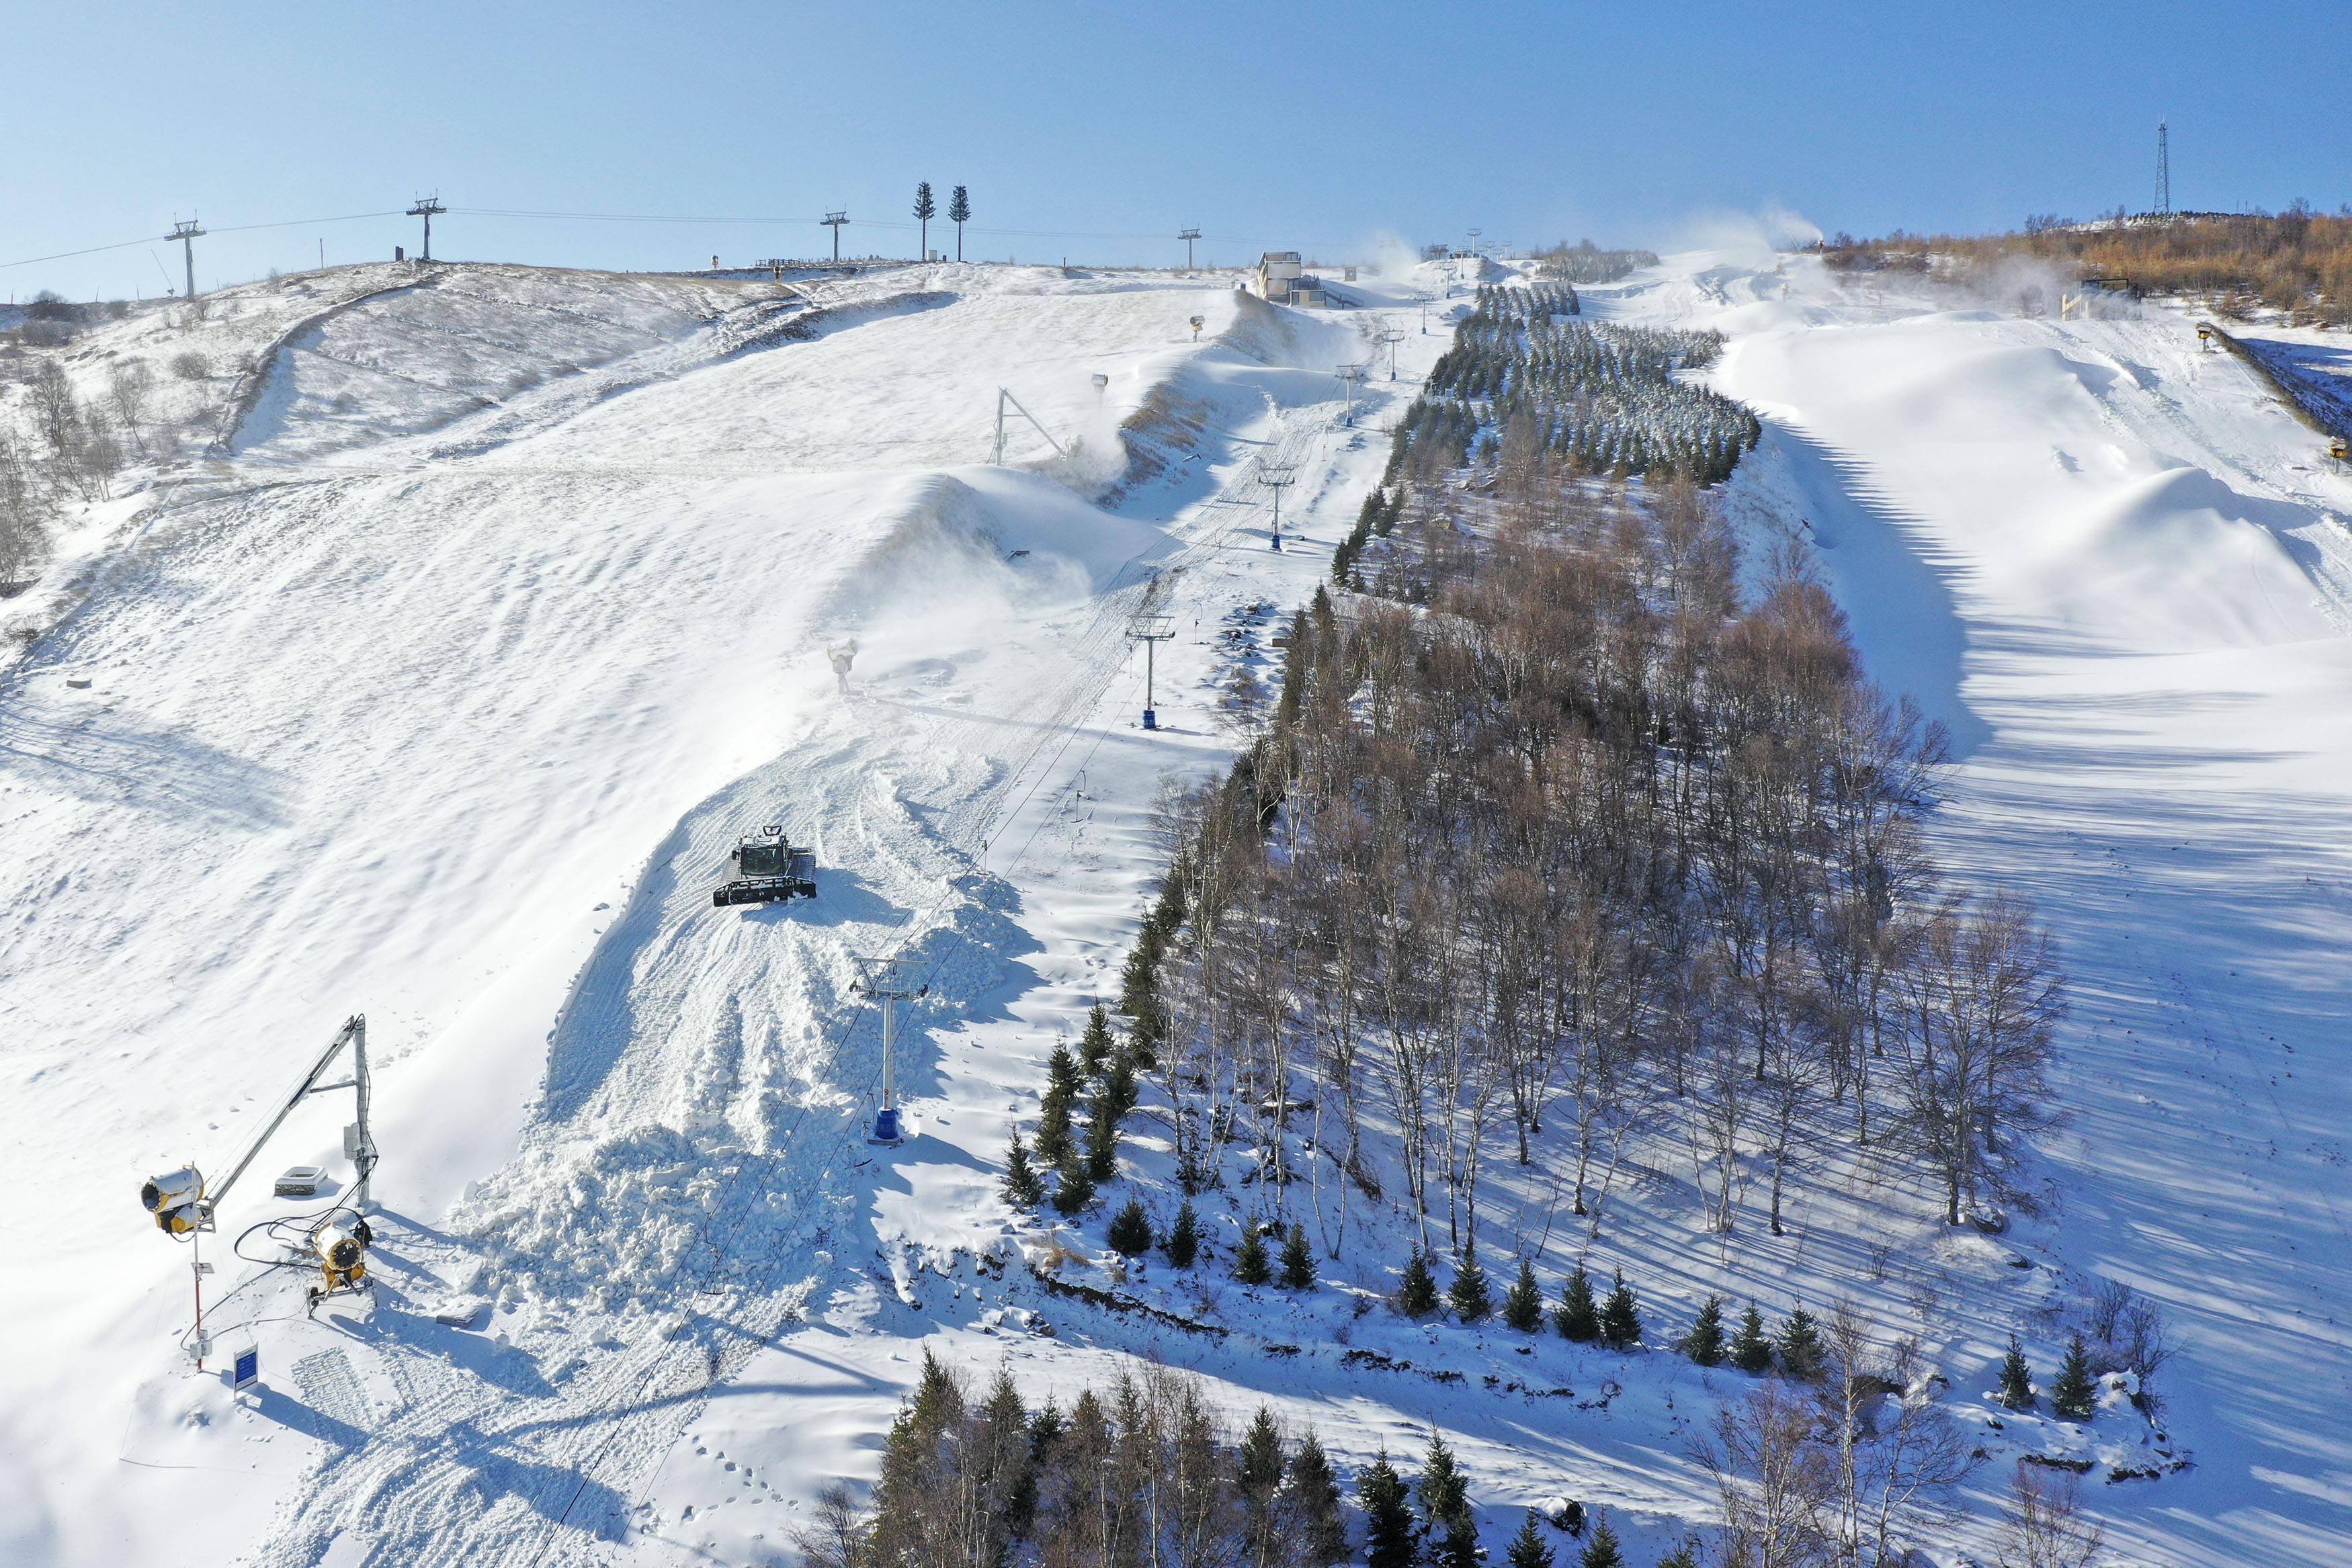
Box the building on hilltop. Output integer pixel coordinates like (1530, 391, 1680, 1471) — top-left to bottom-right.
(1253, 251, 1329, 308)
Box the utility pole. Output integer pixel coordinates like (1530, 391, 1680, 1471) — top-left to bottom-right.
(1179, 226, 1201, 270)
(1258, 461, 1297, 552)
(1129, 612, 1175, 730)
(823, 210, 849, 262)
(853, 957, 925, 1145)
(167, 217, 206, 300)
(407, 194, 445, 262)
(1336, 362, 1366, 426)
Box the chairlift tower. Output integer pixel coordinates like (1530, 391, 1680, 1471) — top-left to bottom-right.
(407, 194, 445, 263)
(1179, 226, 1201, 270)
(1128, 612, 1176, 730)
(1379, 328, 1406, 380)
(823, 210, 849, 262)
(166, 217, 206, 300)
(1257, 461, 1298, 552)
(1335, 362, 1368, 427)
(854, 957, 926, 1145)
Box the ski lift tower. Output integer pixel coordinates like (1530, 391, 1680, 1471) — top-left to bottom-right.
(854, 957, 927, 1145)
(823, 210, 849, 262)
(1128, 611, 1176, 730)
(1257, 462, 1298, 552)
(1336, 362, 1368, 426)
(1380, 329, 1406, 380)
(165, 216, 206, 301)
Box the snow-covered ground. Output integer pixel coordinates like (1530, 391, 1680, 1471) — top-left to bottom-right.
(3, 245, 2349, 1567)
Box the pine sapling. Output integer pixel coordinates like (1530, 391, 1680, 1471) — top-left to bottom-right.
(1683, 1294, 1726, 1366)
(2052, 1333, 2097, 1422)
(1506, 1508, 1556, 1568)
(1599, 1268, 1641, 1350)
(1233, 1225, 1272, 1286)
(1554, 1264, 1600, 1342)
(1578, 1513, 1625, 1568)
(1163, 1198, 1200, 1268)
(1078, 1003, 1115, 1076)
(1395, 1246, 1439, 1317)
(1083, 1078, 1123, 1183)
(1655, 1544, 1701, 1568)
(1501, 1256, 1545, 1333)
(1448, 1249, 1493, 1323)
(1779, 1306, 1825, 1382)
(1285, 1431, 1351, 1567)
(1107, 1197, 1153, 1256)
(1730, 1301, 1773, 1374)
(1357, 1448, 1415, 1568)
(1999, 1333, 2036, 1411)
(1279, 1222, 1318, 1290)
(1001, 1129, 1044, 1208)
(1050, 1147, 1094, 1215)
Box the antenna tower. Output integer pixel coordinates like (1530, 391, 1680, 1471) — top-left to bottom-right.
(823, 210, 849, 262)
(2154, 122, 2171, 217)
(407, 193, 446, 262)
(166, 217, 206, 300)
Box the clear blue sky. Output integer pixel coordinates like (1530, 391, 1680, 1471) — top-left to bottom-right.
(5, 0, 2347, 300)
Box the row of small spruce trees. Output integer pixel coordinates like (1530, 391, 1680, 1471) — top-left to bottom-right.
(1360, 1431, 1691, 1568)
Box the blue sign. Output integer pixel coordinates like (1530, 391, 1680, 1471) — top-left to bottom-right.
(233, 1348, 259, 1390)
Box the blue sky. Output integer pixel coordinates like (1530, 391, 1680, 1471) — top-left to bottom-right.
(5, 0, 2347, 300)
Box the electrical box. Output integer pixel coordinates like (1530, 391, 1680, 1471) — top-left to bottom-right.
(342, 1123, 375, 1163)
(233, 1348, 259, 1390)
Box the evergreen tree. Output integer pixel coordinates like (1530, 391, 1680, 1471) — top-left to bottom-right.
(1000, 1128, 1044, 1207)
(1280, 1222, 1318, 1289)
(1599, 1269, 1642, 1350)
(1730, 1301, 1773, 1374)
(1507, 1508, 1556, 1568)
(1037, 1043, 1080, 1164)
(1078, 1002, 1115, 1076)
(1357, 1448, 1417, 1568)
(1682, 1295, 1726, 1366)
(1999, 1333, 2036, 1411)
(1284, 1432, 1351, 1566)
(1163, 1197, 1200, 1268)
(1396, 1246, 1440, 1316)
(1101, 1049, 1140, 1120)
(1448, 1249, 1493, 1323)
(1554, 1264, 1600, 1342)
(1233, 1225, 1272, 1286)
(1778, 1306, 1824, 1382)
(1577, 1514, 1624, 1568)
(1084, 1078, 1123, 1183)
(948, 183, 970, 263)
(1050, 1146, 1094, 1215)
(1239, 1404, 1285, 1493)
(1501, 1256, 1546, 1333)
(1418, 1432, 1477, 1568)
(1107, 1196, 1153, 1256)
(2051, 1332, 2097, 1421)
(913, 181, 936, 261)
(1654, 1544, 1701, 1568)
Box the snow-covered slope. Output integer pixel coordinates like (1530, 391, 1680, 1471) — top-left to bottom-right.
(1607, 251, 2352, 1567)
(7, 245, 2349, 1568)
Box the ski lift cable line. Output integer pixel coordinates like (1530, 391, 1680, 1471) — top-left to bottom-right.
(2, 210, 406, 271)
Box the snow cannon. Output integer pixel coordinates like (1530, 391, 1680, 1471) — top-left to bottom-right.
(141, 1166, 208, 1235)
(714, 825, 817, 907)
(2330, 435, 2349, 465)
(308, 1221, 370, 1308)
